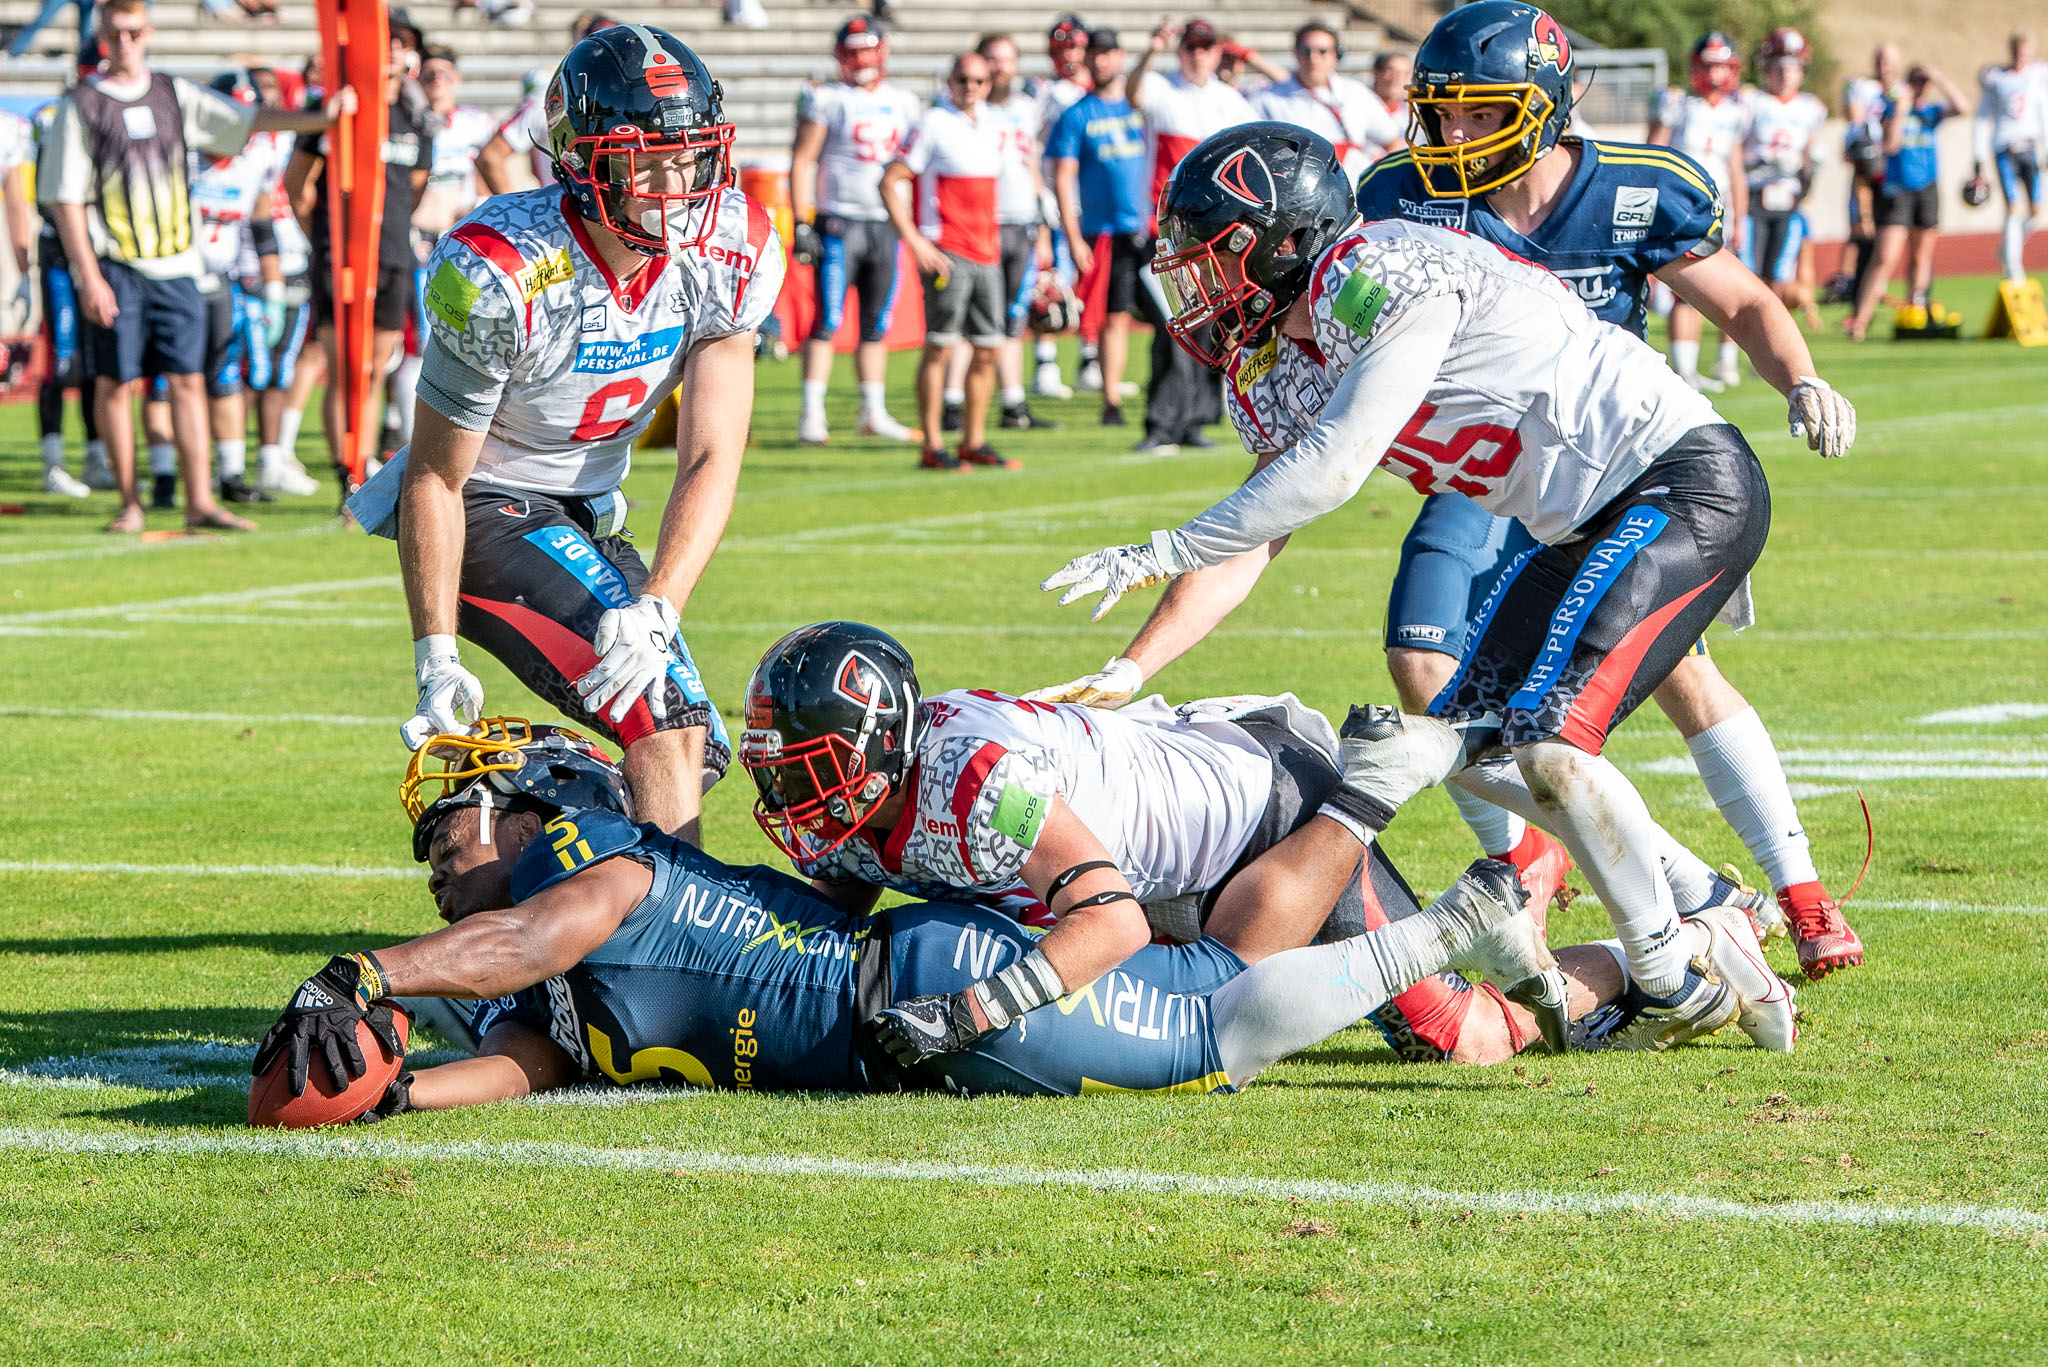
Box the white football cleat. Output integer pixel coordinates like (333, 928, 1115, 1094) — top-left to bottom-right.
(1712, 355, 1742, 387)
(1443, 858, 1571, 1054)
(42, 465, 90, 498)
(856, 409, 916, 442)
(259, 457, 321, 498)
(1687, 902, 1796, 1052)
(1699, 863, 1787, 945)
(797, 411, 830, 445)
(1075, 359, 1104, 392)
(1033, 365, 1072, 400)
(1682, 370, 1726, 394)
(1575, 957, 1740, 1053)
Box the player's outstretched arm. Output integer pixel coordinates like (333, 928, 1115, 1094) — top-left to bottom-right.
(403, 1018, 584, 1113)
(1661, 251, 1856, 457)
(399, 404, 491, 747)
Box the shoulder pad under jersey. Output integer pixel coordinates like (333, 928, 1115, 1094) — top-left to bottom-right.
(511, 806, 651, 902)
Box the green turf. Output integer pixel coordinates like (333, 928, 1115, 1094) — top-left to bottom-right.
(2, 276, 2046, 1364)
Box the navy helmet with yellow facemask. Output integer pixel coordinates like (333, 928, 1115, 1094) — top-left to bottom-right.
(402, 718, 634, 861)
(1405, 1, 1577, 198)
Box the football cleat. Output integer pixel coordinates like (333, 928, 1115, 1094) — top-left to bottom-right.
(1501, 827, 1572, 933)
(959, 444, 1021, 469)
(1000, 403, 1061, 430)
(1100, 403, 1127, 427)
(1572, 957, 1739, 1053)
(918, 447, 966, 472)
(1076, 358, 1104, 392)
(1443, 858, 1570, 1055)
(1777, 881, 1864, 979)
(1686, 902, 1796, 1052)
(258, 456, 321, 498)
(1699, 864, 1786, 945)
(1033, 365, 1073, 399)
(856, 409, 918, 443)
(940, 400, 962, 434)
(1681, 370, 1725, 394)
(219, 473, 275, 504)
(82, 447, 116, 490)
(797, 412, 830, 445)
(41, 465, 90, 498)
(1132, 434, 1179, 454)
(1712, 355, 1742, 387)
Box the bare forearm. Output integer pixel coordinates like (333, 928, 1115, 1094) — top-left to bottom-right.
(1032, 899, 1155, 991)
(398, 463, 469, 639)
(51, 204, 96, 282)
(372, 911, 584, 999)
(1122, 539, 1284, 676)
(407, 1053, 546, 1109)
(253, 108, 334, 137)
(647, 338, 752, 608)
(1719, 292, 1811, 392)
(879, 167, 920, 245)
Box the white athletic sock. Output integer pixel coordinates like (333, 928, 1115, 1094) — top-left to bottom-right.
(216, 439, 247, 479)
(1670, 338, 1700, 377)
(941, 386, 964, 407)
(391, 353, 421, 444)
(278, 407, 304, 459)
(857, 380, 887, 415)
(257, 443, 283, 477)
(1519, 741, 1688, 996)
(1685, 706, 1818, 893)
(40, 432, 62, 469)
(2003, 213, 2028, 283)
(1034, 339, 1058, 364)
(1451, 756, 1717, 910)
(801, 379, 828, 417)
(1595, 920, 1710, 994)
(147, 442, 177, 477)
(1447, 784, 1524, 857)
(999, 385, 1025, 409)
(1210, 873, 1502, 1083)
(1716, 339, 1738, 367)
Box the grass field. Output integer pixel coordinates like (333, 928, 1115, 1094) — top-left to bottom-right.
(2, 276, 2045, 1364)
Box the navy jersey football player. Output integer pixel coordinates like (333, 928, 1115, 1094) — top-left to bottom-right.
(1340, 1, 1865, 979)
(250, 720, 1621, 1121)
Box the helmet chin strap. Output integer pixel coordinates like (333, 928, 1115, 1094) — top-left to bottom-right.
(477, 784, 494, 846)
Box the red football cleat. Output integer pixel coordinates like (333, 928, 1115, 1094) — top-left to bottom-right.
(1500, 826, 1572, 935)
(1776, 881, 1865, 980)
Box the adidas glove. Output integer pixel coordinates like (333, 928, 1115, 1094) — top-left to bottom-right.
(576, 593, 681, 725)
(867, 993, 989, 1067)
(1787, 377, 1856, 459)
(1022, 656, 1145, 708)
(252, 953, 404, 1098)
(791, 220, 824, 268)
(354, 1070, 416, 1124)
(402, 635, 485, 751)
(1039, 533, 1186, 621)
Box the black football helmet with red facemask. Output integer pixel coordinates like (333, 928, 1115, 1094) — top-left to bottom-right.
(1153, 123, 1357, 370)
(547, 24, 735, 257)
(739, 622, 923, 861)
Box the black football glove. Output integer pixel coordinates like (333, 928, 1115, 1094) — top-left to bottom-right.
(867, 992, 990, 1068)
(251, 954, 404, 1098)
(792, 220, 824, 268)
(354, 1070, 416, 1124)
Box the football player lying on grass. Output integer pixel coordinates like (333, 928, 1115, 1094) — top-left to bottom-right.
(250, 720, 1786, 1124)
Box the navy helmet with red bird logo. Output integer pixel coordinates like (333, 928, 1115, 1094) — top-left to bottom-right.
(546, 24, 734, 256)
(1152, 122, 1357, 368)
(1404, 0, 1577, 198)
(738, 622, 923, 860)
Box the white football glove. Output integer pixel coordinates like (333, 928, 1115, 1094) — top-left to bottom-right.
(1039, 535, 1182, 621)
(1787, 376, 1856, 459)
(1021, 656, 1146, 709)
(576, 593, 681, 725)
(401, 635, 484, 751)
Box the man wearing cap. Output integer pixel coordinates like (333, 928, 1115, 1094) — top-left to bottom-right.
(790, 16, 923, 446)
(1251, 21, 1401, 184)
(1046, 29, 1152, 434)
(1124, 16, 1254, 453)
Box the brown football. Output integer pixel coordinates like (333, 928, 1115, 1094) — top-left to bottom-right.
(248, 1006, 410, 1129)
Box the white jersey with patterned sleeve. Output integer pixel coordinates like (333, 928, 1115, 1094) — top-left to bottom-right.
(430, 103, 500, 214)
(794, 689, 1274, 911)
(1201, 219, 1721, 551)
(1653, 88, 1749, 193)
(1978, 62, 2048, 153)
(797, 78, 922, 222)
(1251, 75, 1403, 185)
(417, 185, 784, 497)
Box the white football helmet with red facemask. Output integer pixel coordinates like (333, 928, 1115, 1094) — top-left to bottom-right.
(835, 15, 888, 87)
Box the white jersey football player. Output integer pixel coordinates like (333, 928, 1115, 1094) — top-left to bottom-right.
(416, 46, 499, 236)
(1742, 28, 1828, 321)
(345, 26, 784, 841)
(1035, 126, 1851, 1052)
(1976, 30, 2048, 281)
(738, 622, 1571, 1055)
(1651, 32, 1752, 389)
(790, 16, 924, 445)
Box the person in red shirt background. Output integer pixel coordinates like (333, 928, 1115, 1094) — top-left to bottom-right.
(882, 52, 1021, 472)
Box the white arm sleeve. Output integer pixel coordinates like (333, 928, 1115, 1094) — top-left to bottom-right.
(1157, 293, 1460, 570)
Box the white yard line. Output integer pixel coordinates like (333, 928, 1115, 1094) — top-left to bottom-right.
(0, 523, 340, 568)
(0, 705, 384, 726)
(1917, 704, 2048, 725)
(0, 575, 400, 626)
(0, 625, 141, 639)
(0, 860, 414, 879)
(0, 1124, 2034, 1235)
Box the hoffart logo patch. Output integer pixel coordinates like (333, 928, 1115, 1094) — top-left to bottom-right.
(574, 326, 685, 374)
(1234, 335, 1278, 392)
(1613, 186, 1660, 228)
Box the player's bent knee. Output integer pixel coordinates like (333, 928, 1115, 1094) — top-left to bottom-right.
(1446, 983, 1523, 1065)
(1514, 737, 1595, 809)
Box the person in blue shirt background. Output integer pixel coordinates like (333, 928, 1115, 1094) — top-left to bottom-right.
(1847, 63, 1972, 340)
(1355, 0, 1867, 980)
(1047, 29, 1156, 431)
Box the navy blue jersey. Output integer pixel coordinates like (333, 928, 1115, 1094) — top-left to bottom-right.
(1356, 137, 1724, 336)
(471, 810, 1244, 1097)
